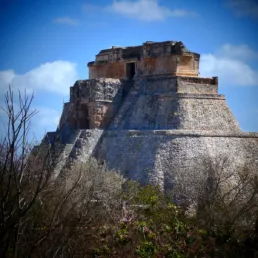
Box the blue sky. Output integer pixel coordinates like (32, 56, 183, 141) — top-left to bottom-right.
(0, 0, 258, 142)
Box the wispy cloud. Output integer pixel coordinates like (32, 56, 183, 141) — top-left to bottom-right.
(36, 107, 60, 128)
(200, 44, 258, 86)
(227, 0, 258, 19)
(31, 107, 60, 139)
(216, 44, 258, 60)
(0, 61, 78, 95)
(0, 60, 74, 140)
(83, 3, 101, 13)
(106, 0, 197, 21)
(53, 17, 79, 26)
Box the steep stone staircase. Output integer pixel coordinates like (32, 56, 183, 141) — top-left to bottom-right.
(109, 80, 140, 129)
(31, 129, 83, 179)
(52, 129, 82, 178)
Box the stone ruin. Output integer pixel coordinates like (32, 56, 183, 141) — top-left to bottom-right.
(34, 40, 258, 191)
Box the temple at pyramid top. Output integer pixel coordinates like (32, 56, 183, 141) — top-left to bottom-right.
(87, 41, 200, 79)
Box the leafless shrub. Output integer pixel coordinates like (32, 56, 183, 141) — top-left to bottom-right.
(0, 86, 53, 257)
(171, 154, 258, 233)
(0, 86, 126, 257)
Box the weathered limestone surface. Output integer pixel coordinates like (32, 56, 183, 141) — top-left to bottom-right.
(108, 76, 239, 133)
(35, 40, 258, 193)
(56, 78, 132, 135)
(88, 41, 200, 79)
(93, 130, 258, 190)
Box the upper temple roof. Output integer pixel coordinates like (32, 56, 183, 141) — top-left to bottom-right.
(87, 40, 200, 79)
(98, 41, 192, 55)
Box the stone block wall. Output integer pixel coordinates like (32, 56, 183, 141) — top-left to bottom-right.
(109, 76, 238, 132)
(88, 41, 200, 79)
(93, 130, 258, 190)
(177, 77, 218, 94)
(106, 62, 125, 79)
(88, 54, 199, 79)
(67, 78, 132, 129)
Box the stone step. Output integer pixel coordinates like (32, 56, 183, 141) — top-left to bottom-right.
(111, 96, 138, 129)
(53, 143, 76, 178)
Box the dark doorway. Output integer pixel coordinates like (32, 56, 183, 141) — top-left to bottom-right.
(126, 62, 135, 79)
(78, 104, 90, 129)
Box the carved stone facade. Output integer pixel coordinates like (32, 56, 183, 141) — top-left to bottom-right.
(36, 40, 258, 193)
(88, 41, 199, 80)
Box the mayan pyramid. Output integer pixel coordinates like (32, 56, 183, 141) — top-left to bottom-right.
(36, 41, 258, 191)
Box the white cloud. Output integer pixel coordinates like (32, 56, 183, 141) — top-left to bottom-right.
(0, 61, 78, 95)
(0, 102, 60, 141)
(108, 0, 197, 21)
(36, 107, 60, 128)
(217, 44, 258, 60)
(200, 44, 258, 86)
(0, 97, 60, 142)
(227, 0, 258, 18)
(29, 107, 60, 141)
(53, 17, 79, 26)
(0, 70, 15, 87)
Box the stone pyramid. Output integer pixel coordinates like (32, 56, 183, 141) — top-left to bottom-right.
(36, 41, 258, 191)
